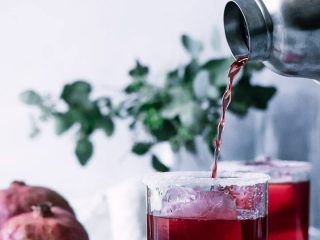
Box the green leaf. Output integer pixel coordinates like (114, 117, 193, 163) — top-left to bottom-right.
(129, 60, 149, 78)
(202, 58, 234, 86)
(169, 128, 195, 153)
(132, 142, 153, 155)
(167, 68, 180, 81)
(98, 115, 115, 136)
(177, 127, 193, 141)
(149, 120, 177, 141)
(67, 103, 101, 135)
(228, 73, 277, 117)
(249, 86, 277, 109)
(30, 116, 41, 138)
(20, 90, 43, 106)
(193, 70, 219, 100)
(161, 86, 193, 119)
(181, 34, 203, 58)
(185, 140, 197, 154)
(129, 121, 137, 130)
(53, 112, 75, 135)
(61, 81, 92, 107)
(169, 137, 181, 152)
(193, 70, 210, 99)
(205, 126, 217, 155)
(143, 108, 164, 131)
(228, 100, 250, 116)
(184, 59, 200, 83)
(75, 137, 93, 166)
(138, 92, 169, 113)
(166, 67, 185, 87)
(179, 102, 205, 132)
(162, 88, 205, 133)
(124, 80, 145, 94)
(152, 155, 170, 172)
(208, 141, 215, 155)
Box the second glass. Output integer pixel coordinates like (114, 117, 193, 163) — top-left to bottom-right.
(220, 159, 311, 240)
(144, 171, 270, 240)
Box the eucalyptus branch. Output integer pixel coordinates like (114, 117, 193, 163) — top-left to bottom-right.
(20, 33, 276, 171)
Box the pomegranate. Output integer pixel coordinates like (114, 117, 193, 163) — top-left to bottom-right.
(0, 181, 74, 226)
(0, 203, 89, 240)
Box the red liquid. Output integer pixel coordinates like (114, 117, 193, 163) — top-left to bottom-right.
(268, 181, 310, 240)
(147, 214, 267, 240)
(212, 57, 248, 178)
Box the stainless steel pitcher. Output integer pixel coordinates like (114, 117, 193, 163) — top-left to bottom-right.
(224, 0, 320, 80)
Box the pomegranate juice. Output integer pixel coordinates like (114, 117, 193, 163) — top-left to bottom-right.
(219, 160, 311, 240)
(212, 57, 248, 178)
(145, 172, 269, 240)
(268, 181, 310, 240)
(147, 215, 267, 240)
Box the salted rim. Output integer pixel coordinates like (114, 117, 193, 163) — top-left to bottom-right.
(219, 160, 311, 172)
(143, 171, 270, 188)
(219, 160, 311, 183)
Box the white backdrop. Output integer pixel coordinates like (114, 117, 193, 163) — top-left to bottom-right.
(0, 0, 231, 199)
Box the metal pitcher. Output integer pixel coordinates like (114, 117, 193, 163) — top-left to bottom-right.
(224, 0, 320, 80)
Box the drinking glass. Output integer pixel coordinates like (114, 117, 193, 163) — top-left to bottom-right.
(143, 171, 270, 240)
(220, 160, 311, 240)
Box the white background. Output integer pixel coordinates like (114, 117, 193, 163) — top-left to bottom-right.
(0, 0, 230, 199)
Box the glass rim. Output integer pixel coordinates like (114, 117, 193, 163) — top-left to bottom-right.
(219, 160, 311, 173)
(221, 159, 311, 170)
(219, 160, 311, 183)
(143, 171, 270, 189)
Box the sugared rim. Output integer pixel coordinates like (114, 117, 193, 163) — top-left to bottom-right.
(143, 171, 270, 188)
(219, 160, 311, 183)
(220, 160, 312, 172)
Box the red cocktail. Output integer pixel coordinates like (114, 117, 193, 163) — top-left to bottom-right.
(269, 181, 309, 240)
(221, 160, 311, 240)
(147, 215, 267, 240)
(144, 171, 269, 240)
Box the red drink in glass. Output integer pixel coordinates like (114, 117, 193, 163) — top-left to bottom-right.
(147, 215, 267, 240)
(220, 160, 311, 240)
(269, 181, 310, 240)
(144, 171, 269, 240)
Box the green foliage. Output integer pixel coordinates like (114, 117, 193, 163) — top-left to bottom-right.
(20, 90, 42, 106)
(181, 35, 203, 58)
(20, 80, 115, 166)
(132, 142, 153, 155)
(227, 63, 277, 116)
(53, 112, 74, 135)
(76, 136, 93, 166)
(20, 33, 276, 170)
(152, 155, 170, 172)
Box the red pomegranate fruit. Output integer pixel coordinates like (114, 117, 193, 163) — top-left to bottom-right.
(0, 181, 74, 226)
(0, 203, 89, 240)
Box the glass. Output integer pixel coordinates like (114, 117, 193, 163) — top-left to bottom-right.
(220, 160, 311, 240)
(143, 171, 270, 240)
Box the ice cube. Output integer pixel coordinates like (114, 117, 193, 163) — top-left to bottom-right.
(163, 187, 197, 204)
(224, 184, 264, 212)
(161, 187, 237, 220)
(162, 187, 197, 216)
(199, 191, 237, 220)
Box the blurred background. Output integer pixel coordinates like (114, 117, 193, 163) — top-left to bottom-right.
(0, 0, 319, 239)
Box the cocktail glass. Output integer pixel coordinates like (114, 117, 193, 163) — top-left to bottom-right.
(143, 171, 270, 240)
(220, 160, 311, 240)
